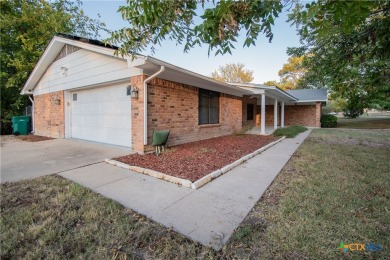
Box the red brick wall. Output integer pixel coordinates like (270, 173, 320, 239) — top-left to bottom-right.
(145, 77, 242, 152)
(315, 102, 322, 127)
(264, 105, 280, 126)
(242, 96, 258, 126)
(256, 103, 321, 127)
(130, 75, 147, 153)
(34, 91, 65, 138)
(284, 104, 320, 127)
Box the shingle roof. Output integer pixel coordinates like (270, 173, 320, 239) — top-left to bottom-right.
(286, 89, 327, 101)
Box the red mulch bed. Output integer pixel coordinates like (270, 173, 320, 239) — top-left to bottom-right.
(16, 135, 54, 142)
(115, 134, 279, 182)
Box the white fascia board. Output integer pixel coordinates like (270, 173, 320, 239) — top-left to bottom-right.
(21, 36, 145, 95)
(232, 82, 298, 101)
(237, 86, 265, 95)
(295, 99, 328, 103)
(144, 56, 251, 96)
(21, 37, 62, 95)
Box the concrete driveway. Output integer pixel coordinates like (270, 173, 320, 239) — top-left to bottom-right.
(0, 136, 132, 183)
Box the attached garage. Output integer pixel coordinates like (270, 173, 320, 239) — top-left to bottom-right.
(70, 84, 131, 147)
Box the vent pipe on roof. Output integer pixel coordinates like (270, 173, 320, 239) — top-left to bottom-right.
(143, 66, 165, 145)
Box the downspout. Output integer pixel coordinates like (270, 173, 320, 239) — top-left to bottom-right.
(143, 66, 165, 145)
(28, 95, 35, 133)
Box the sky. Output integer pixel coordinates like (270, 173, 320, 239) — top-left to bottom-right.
(81, 0, 302, 83)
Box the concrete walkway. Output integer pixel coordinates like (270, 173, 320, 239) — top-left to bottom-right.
(59, 130, 311, 250)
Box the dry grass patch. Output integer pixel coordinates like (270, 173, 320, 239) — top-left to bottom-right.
(16, 134, 54, 142)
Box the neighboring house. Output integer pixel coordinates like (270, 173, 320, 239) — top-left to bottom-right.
(21, 34, 327, 154)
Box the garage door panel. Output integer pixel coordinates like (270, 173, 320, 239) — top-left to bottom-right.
(72, 126, 131, 144)
(71, 84, 132, 147)
(72, 115, 131, 128)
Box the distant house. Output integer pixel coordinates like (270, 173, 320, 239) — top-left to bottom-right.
(21, 34, 327, 154)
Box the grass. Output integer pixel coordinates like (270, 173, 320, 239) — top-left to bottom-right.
(237, 129, 390, 259)
(0, 176, 216, 259)
(337, 116, 390, 129)
(273, 125, 307, 138)
(2, 129, 389, 259)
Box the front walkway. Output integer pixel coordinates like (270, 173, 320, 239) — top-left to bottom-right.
(59, 130, 312, 250)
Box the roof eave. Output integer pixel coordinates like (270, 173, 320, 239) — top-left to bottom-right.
(295, 100, 328, 103)
(21, 35, 138, 95)
(142, 56, 252, 96)
(232, 83, 298, 101)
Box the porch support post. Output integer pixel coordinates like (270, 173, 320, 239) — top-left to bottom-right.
(274, 99, 278, 130)
(281, 101, 285, 128)
(261, 93, 265, 134)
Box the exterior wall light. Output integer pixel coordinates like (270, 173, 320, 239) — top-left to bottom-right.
(54, 98, 61, 105)
(131, 86, 139, 99)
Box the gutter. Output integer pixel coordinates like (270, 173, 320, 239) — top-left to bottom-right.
(143, 66, 165, 145)
(143, 56, 251, 96)
(28, 95, 35, 133)
(294, 100, 328, 103)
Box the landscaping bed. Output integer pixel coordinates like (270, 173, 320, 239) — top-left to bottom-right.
(115, 134, 278, 182)
(16, 134, 54, 142)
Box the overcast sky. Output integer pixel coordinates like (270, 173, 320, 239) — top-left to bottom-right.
(81, 0, 302, 83)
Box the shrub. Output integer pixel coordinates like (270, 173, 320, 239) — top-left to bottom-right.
(320, 114, 337, 127)
(273, 125, 307, 138)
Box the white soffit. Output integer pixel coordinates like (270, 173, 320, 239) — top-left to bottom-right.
(135, 58, 252, 97)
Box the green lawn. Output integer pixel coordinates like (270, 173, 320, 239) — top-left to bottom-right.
(336, 116, 390, 129)
(1, 129, 389, 259)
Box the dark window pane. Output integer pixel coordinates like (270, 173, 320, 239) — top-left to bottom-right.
(247, 104, 254, 120)
(209, 93, 219, 124)
(199, 90, 209, 124)
(198, 89, 220, 125)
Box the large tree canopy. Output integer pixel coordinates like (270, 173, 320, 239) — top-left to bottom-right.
(0, 0, 107, 131)
(211, 63, 254, 83)
(107, 0, 288, 57)
(263, 55, 306, 90)
(287, 0, 390, 110)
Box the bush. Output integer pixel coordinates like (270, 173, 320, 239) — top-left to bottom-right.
(321, 114, 337, 127)
(273, 125, 307, 138)
(1, 120, 13, 135)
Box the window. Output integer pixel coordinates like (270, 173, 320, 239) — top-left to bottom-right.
(199, 89, 219, 125)
(247, 104, 254, 120)
(73, 93, 77, 101)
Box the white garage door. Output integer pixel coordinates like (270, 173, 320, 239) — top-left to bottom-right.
(71, 84, 131, 147)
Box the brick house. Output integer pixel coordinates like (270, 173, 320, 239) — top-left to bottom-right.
(21, 34, 327, 154)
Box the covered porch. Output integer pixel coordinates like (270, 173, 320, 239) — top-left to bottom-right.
(235, 83, 298, 135)
(246, 126, 276, 135)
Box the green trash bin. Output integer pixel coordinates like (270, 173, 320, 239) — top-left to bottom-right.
(12, 116, 31, 135)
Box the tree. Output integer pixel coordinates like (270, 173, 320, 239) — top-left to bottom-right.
(106, 0, 288, 57)
(263, 80, 278, 86)
(263, 55, 306, 90)
(0, 0, 107, 133)
(287, 1, 390, 115)
(211, 63, 254, 83)
(278, 56, 306, 90)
